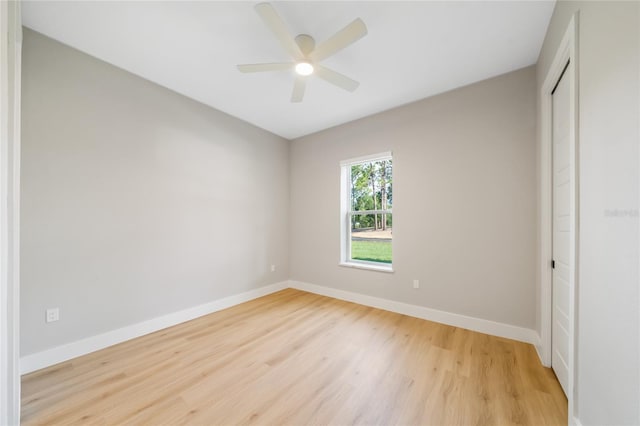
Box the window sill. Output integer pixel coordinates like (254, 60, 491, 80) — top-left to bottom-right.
(339, 262, 394, 273)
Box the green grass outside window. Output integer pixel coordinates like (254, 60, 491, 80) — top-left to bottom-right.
(351, 240, 392, 264)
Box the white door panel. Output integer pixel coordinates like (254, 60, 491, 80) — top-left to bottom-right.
(552, 65, 571, 397)
(553, 233, 570, 266)
(554, 183, 570, 216)
(553, 141, 570, 170)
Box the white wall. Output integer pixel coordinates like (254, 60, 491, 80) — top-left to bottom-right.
(537, 1, 640, 424)
(290, 66, 537, 330)
(20, 29, 290, 356)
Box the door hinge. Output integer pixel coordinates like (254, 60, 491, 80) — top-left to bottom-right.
(551, 259, 556, 269)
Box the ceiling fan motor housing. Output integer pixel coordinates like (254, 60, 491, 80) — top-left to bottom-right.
(295, 34, 315, 56)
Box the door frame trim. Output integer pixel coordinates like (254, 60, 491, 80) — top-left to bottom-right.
(0, 0, 22, 424)
(539, 12, 579, 423)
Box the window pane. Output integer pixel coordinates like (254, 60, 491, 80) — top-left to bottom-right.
(351, 159, 393, 211)
(351, 213, 392, 264)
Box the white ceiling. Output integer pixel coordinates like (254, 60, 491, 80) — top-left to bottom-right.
(22, 1, 555, 140)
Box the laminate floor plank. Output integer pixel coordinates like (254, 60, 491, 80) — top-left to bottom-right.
(22, 288, 567, 425)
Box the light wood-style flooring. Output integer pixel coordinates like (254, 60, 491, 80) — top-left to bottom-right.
(22, 289, 567, 425)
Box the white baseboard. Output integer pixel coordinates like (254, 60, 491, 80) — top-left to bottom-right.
(22, 279, 541, 375)
(533, 335, 547, 366)
(20, 281, 288, 375)
(288, 280, 539, 345)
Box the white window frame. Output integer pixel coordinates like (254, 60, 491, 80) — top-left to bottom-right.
(339, 152, 393, 272)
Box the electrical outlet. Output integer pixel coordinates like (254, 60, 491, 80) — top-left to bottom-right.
(270, 264, 276, 272)
(46, 308, 59, 323)
(413, 279, 419, 289)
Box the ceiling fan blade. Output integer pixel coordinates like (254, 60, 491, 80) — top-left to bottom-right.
(309, 18, 367, 62)
(315, 66, 359, 92)
(237, 63, 294, 73)
(291, 77, 306, 103)
(255, 3, 303, 60)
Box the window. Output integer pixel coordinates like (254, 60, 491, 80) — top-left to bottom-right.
(340, 152, 393, 272)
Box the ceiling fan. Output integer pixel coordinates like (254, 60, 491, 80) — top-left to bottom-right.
(237, 3, 368, 103)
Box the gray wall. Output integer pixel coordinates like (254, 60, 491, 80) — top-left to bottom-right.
(290, 66, 537, 329)
(21, 29, 290, 356)
(537, 1, 639, 424)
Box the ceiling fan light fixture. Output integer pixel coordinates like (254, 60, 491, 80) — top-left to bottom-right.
(295, 62, 314, 76)
(238, 3, 367, 102)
